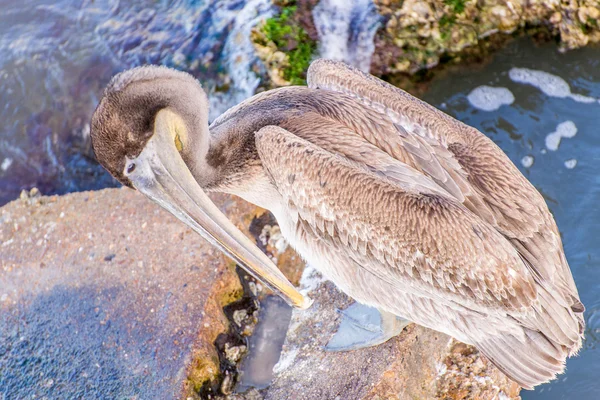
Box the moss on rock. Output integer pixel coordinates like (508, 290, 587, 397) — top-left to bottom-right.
(250, 0, 600, 89)
(251, 1, 317, 87)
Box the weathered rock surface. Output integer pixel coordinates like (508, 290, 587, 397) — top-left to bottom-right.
(373, 0, 600, 75)
(0, 188, 262, 398)
(252, 0, 600, 86)
(1, 188, 522, 399)
(253, 266, 522, 400)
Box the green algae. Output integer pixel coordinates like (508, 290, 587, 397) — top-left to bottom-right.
(255, 2, 316, 85)
(444, 0, 466, 14)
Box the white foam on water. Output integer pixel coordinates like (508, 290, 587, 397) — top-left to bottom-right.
(545, 135, 561, 152)
(313, 0, 380, 71)
(569, 93, 597, 103)
(45, 136, 59, 169)
(509, 67, 598, 104)
(509, 68, 570, 97)
(1, 158, 13, 171)
(467, 85, 514, 111)
(545, 120, 577, 151)
(564, 159, 578, 169)
(521, 155, 534, 168)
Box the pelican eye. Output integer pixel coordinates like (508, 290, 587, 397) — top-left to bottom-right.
(174, 132, 183, 152)
(126, 163, 136, 174)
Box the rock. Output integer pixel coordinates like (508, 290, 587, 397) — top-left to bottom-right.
(371, 0, 600, 76)
(250, 0, 319, 88)
(0, 187, 524, 399)
(251, 0, 600, 88)
(0, 187, 264, 398)
(249, 266, 521, 400)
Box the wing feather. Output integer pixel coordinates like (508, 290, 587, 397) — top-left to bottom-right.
(255, 125, 537, 314)
(256, 125, 582, 387)
(306, 59, 583, 329)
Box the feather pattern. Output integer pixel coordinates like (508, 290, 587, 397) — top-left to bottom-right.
(307, 58, 584, 328)
(306, 60, 582, 320)
(255, 111, 582, 389)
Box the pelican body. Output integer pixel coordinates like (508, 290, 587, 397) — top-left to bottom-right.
(91, 60, 584, 389)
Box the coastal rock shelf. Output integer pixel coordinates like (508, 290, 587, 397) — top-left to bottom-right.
(373, 0, 600, 75)
(1, 188, 521, 398)
(0, 188, 259, 398)
(241, 268, 521, 400)
(251, 0, 600, 86)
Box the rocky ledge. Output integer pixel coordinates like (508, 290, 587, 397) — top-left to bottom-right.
(0, 188, 262, 398)
(373, 0, 600, 75)
(1, 188, 521, 399)
(235, 266, 521, 400)
(251, 0, 600, 86)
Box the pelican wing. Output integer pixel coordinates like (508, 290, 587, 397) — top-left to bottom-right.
(256, 125, 537, 313)
(256, 125, 581, 388)
(307, 59, 583, 320)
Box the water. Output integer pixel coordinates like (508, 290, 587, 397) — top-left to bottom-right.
(237, 295, 292, 391)
(0, 0, 273, 205)
(0, 0, 385, 204)
(312, 0, 380, 72)
(1, 0, 599, 396)
(422, 38, 600, 399)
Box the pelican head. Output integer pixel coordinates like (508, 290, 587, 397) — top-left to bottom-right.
(90, 65, 309, 309)
(91, 66, 210, 188)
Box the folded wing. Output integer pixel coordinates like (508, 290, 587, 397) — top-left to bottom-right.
(256, 124, 581, 389)
(307, 59, 584, 334)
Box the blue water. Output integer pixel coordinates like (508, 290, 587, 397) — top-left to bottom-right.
(423, 38, 600, 399)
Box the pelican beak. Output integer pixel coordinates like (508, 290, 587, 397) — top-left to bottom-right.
(126, 109, 311, 309)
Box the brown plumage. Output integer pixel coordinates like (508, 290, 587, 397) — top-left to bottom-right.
(91, 59, 584, 390)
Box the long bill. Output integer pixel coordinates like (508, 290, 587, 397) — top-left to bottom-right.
(126, 109, 311, 309)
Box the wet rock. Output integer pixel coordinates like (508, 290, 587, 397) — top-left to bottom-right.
(250, 0, 319, 88)
(372, 0, 600, 76)
(435, 342, 522, 399)
(225, 343, 248, 364)
(253, 0, 600, 89)
(0, 188, 263, 398)
(245, 266, 521, 400)
(0, 187, 522, 399)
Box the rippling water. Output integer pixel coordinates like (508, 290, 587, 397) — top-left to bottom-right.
(0, 0, 272, 205)
(423, 39, 600, 399)
(1, 0, 599, 397)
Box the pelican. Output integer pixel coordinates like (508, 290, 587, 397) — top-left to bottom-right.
(90, 59, 584, 389)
